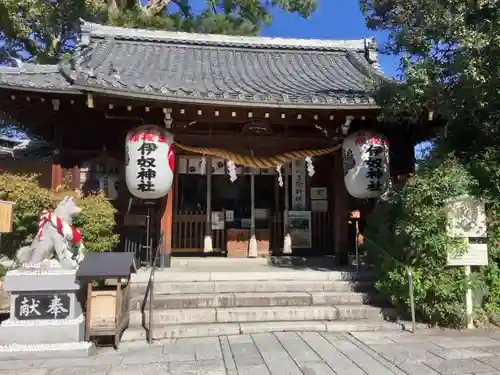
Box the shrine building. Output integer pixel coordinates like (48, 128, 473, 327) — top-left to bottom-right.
(0, 21, 416, 263)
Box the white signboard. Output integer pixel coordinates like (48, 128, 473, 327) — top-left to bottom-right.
(211, 211, 225, 230)
(99, 175, 120, 200)
(292, 159, 307, 210)
(310, 187, 327, 200)
(446, 197, 488, 266)
(447, 198, 487, 238)
(447, 243, 488, 266)
(288, 211, 312, 248)
(445, 196, 488, 329)
(225, 210, 234, 222)
(212, 158, 225, 175)
(187, 157, 203, 174)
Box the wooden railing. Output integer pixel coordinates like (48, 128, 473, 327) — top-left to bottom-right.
(172, 213, 225, 253)
(171, 211, 333, 255)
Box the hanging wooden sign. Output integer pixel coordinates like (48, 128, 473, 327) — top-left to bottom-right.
(292, 159, 307, 210)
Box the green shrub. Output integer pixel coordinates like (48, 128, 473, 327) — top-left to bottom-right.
(73, 192, 119, 253)
(0, 172, 52, 258)
(362, 157, 479, 327)
(478, 202, 500, 320)
(0, 172, 119, 259)
(0, 264, 6, 279)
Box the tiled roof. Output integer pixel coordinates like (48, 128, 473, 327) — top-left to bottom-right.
(0, 21, 390, 108)
(69, 21, 385, 108)
(0, 64, 77, 93)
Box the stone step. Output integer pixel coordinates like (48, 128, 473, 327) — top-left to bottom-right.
(130, 305, 395, 326)
(131, 291, 385, 310)
(132, 269, 373, 283)
(122, 320, 407, 341)
(171, 256, 341, 269)
(131, 279, 374, 295)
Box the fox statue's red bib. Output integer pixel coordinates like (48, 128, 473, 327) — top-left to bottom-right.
(37, 210, 82, 245)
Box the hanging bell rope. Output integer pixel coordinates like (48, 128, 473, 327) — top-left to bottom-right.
(174, 143, 341, 168)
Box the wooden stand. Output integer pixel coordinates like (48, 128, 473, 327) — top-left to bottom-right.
(76, 252, 136, 349)
(85, 278, 131, 348)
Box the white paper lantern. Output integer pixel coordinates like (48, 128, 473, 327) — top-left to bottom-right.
(342, 130, 390, 199)
(125, 125, 175, 199)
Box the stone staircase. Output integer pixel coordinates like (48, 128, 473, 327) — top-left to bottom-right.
(122, 265, 402, 341)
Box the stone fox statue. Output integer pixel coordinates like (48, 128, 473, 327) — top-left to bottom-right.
(15, 196, 86, 268)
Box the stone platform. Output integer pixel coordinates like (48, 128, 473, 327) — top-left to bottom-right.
(4, 330, 500, 374)
(0, 266, 93, 359)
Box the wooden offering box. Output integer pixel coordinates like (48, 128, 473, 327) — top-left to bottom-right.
(227, 228, 249, 257)
(227, 228, 271, 257)
(76, 252, 136, 349)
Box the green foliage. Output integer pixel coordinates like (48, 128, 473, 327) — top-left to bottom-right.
(362, 157, 477, 327)
(73, 192, 119, 253)
(0, 264, 6, 279)
(0, 0, 316, 63)
(360, 0, 500, 327)
(0, 172, 52, 258)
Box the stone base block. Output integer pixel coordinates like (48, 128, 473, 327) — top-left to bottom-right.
(0, 267, 86, 350)
(3, 268, 81, 292)
(0, 341, 95, 360)
(0, 316, 85, 345)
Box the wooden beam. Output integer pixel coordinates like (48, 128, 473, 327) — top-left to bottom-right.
(333, 152, 349, 263)
(71, 166, 80, 190)
(161, 172, 175, 258)
(51, 163, 62, 191)
(173, 133, 336, 151)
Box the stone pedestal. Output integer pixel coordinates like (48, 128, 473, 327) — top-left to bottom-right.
(0, 267, 94, 359)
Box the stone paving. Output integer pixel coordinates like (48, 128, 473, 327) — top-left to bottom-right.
(4, 330, 500, 374)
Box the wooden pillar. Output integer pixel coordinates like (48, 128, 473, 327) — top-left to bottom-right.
(248, 167, 257, 257)
(161, 172, 175, 258)
(71, 166, 80, 191)
(333, 152, 349, 264)
(204, 156, 213, 252)
(283, 163, 292, 254)
(51, 163, 62, 191)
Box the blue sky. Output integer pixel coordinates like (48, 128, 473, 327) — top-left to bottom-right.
(260, 0, 399, 78)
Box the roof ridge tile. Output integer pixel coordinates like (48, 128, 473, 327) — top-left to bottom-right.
(80, 19, 372, 51)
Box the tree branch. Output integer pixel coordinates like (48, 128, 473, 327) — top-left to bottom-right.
(141, 0, 171, 17)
